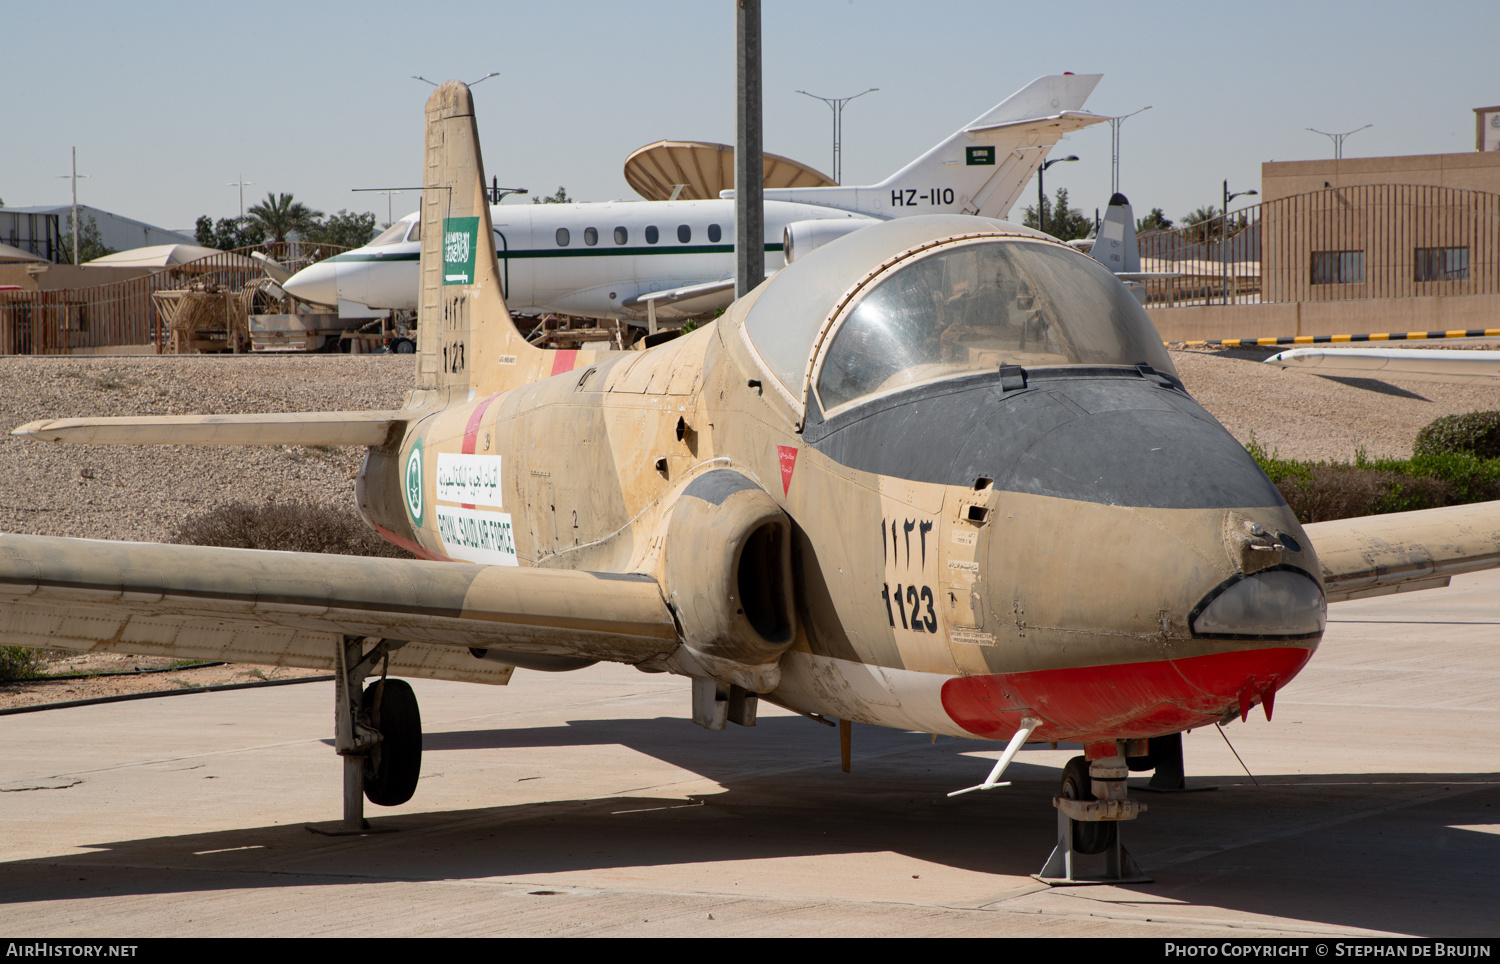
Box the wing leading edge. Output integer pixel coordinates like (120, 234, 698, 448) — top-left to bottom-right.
(1305, 501, 1500, 602)
(0, 534, 678, 684)
(12, 411, 407, 447)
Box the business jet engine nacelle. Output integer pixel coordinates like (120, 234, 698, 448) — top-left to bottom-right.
(783, 219, 877, 264)
(659, 470, 796, 692)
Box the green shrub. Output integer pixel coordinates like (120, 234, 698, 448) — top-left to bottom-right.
(171, 500, 412, 558)
(1413, 411, 1500, 460)
(0, 646, 44, 681)
(1246, 435, 1500, 523)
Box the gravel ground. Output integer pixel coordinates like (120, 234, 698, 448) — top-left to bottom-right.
(1172, 344, 1500, 462)
(0, 354, 413, 543)
(1, 346, 1497, 703)
(3, 348, 1496, 544)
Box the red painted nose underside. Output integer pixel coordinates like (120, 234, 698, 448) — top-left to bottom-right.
(940, 646, 1314, 744)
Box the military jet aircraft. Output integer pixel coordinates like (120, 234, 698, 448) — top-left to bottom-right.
(10, 81, 1500, 881)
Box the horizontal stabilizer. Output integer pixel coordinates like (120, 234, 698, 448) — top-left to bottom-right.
(965, 110, 1110, 134)
(13, 411, 408, 447)
(0, 534, 679, 684)
(1306, 501, 1500, 602)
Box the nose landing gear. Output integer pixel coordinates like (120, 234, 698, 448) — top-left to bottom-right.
(1035, 752, 1152, 885)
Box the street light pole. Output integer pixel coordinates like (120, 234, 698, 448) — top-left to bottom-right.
(735, 0, 764, 299)
(1306, 124, 1372, 160)
(1221, 179, 1258, 305)
(1037, 155, 1079, 236)
(228, 174, 254, 220)
(1107, 106, 1150, 195)
(796, 88, 877, 184)
(55, 148, 91, 265)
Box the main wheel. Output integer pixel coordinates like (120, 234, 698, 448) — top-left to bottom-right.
(392, 337, 416, 355)
(362, 678, 422, 806)
(1061, 756, 1117, 856)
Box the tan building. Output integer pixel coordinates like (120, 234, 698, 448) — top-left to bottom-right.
(1261, 150, 1500, 203)
(1142, 120, 1500, 343)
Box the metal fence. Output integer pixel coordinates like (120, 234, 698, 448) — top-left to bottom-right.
(0, 241, 347, 355)
(1138, 184, 1500, 308)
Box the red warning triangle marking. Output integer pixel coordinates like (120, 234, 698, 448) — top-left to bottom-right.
(777, 445, 798, 496)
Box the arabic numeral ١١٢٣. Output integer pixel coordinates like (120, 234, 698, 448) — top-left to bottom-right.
(880, 516, 937, 632)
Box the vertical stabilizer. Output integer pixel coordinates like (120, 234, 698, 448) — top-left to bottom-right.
(416, 82, 600, 402)
(1091, 192, 1140, 274)
(760, 74, 1107, 222)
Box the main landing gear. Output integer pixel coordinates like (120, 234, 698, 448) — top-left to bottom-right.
(307, 636, 422, 835)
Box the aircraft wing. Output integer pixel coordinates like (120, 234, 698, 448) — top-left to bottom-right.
(1305, 501, 1500, 602)
(0, 533, 679, 684)
(1114, 271, 1186, 282)
(621, 279, 737, 322)
(1265, 348, 1500, 382)
(14, 412, 407, 447)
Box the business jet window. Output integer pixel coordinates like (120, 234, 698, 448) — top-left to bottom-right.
(708, 224, 722, 243)
(584, 227, 599, 246)
(556, 228, 570, 247)
(405, 220, 420, 242)
(614, 226, 628, 245)
(815, 239, 1176, 413)
(370, 223, 410, 246)
(678, 225, 692, 243)
(645, 225, 659, 244)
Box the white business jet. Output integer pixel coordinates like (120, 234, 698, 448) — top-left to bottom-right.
(283, 73, 1107, 324)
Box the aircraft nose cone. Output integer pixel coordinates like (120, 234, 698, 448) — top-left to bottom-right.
(283, 262, 337, 306)
(940, 482, 1321, 744)
(940, 644, 1313, 744)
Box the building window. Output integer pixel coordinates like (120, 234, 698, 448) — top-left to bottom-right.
(678, 224, 692, 243)
(614, 226, 628, 245)
(708, 223, 722, 243)
(556, 228, 570, 247)
(645, 225, 659, 244)
(1414, 246, 1469, 282)
(584, 227, 598, 246)
(1310, 250, 1363, 285)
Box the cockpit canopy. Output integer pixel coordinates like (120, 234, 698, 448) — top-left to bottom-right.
(740, 216, 1175, 417)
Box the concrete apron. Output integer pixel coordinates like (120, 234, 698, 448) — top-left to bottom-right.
(0, 570, 1496, 937)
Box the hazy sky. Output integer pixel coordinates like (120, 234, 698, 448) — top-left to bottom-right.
(4, 1, 1497, 234)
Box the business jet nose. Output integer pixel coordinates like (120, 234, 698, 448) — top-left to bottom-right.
(283, 261, 338, 307)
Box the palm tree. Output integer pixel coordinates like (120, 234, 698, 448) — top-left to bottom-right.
(246, 192, 323, 243)
(1180, 205, 1222, 244)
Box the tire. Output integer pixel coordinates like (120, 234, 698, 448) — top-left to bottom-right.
(392, 338, 416, 355)
(362, 678, 422, 806)
(1061, 756, 1117, 856)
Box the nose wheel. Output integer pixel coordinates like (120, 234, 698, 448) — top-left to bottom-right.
(1036, 754, 1152, 886)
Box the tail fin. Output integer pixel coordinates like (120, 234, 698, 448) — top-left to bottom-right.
(763, 74, 1108, 222)
(880, 73, 1106, 220)
(417, 83, 600, 401)
(1091, 192, 1140, 274)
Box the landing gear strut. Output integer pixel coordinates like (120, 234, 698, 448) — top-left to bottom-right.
(1035, 753, 1152, 886)
(307, 636, 420, 835)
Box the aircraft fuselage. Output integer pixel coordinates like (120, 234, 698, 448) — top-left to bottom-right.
(361, 290, 1322, 746)
(290, 199, 869, 320)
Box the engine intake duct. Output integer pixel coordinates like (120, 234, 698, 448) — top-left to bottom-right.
(663, 470, 796, 685)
